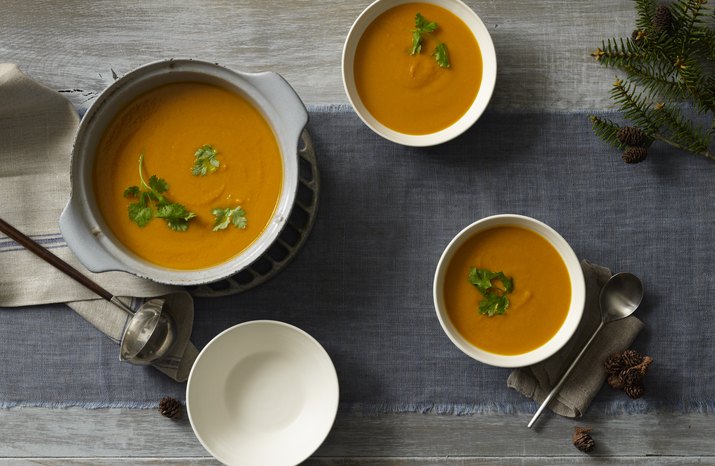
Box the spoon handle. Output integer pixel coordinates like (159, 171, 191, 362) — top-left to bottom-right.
(527, 320, 606, 428)
(0, 217, 114, 302)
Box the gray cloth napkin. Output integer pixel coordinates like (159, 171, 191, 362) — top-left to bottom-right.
(507, 260, 644, 418)
(0, 63, 197, 382)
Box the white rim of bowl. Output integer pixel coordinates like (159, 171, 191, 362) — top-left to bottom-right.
(433, 214, 586, 367)
(341, 0, 497, 146)
(186, 320, 340, 466)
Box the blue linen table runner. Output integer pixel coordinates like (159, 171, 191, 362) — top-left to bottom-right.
(0, 105, 713, 414)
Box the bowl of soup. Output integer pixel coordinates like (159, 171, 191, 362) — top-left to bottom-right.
(433, 214, 586, 367)
(59, 59, 308, 285)
(342, 0, 496, 146)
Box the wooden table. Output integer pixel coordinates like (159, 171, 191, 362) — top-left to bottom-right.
(1, 1, 712, 464)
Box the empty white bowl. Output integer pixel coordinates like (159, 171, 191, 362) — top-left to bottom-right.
(433, 214, 586, 367)
(341, 0, 497, 146)
(187, 321, 339, 466)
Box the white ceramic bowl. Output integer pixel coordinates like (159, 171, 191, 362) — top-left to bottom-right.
(187, 320, 339, 466)
(59, 59, 308, 286)
(433, 214, 585, 367)
(341, 0, 497, 146)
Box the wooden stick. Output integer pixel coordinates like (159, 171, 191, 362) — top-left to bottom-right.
(0, 217, 113, 301)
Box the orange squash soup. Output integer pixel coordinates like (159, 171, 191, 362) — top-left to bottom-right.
(354, 2, 482, 135)
(94, 82, 282, 270)
(444, 226, 571, 355)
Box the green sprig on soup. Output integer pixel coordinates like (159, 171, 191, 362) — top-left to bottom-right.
(468, 268, 514, 317)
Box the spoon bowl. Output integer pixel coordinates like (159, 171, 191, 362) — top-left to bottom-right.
(600, 272, 644, 323)
(120, 298, 177, 364)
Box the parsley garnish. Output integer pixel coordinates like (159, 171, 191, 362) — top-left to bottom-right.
(468, 268, 514, 317)
(192, 144, 220, 176)
(433, 42, 450, 68)
(410, 13, 451, 68)
(123, 153, 196, 231)
(411, 13, 438, 55)
(212, 206, 248, 231)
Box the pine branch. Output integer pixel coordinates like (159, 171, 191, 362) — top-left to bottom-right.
(652, 132, 715, 159)
(698, 28, 715, 60)
(654, 104, 712, 154)
(671, 0, 708, 56)
(592, 38, 651, 68)
(673, 55, 715, 112)
(611, 79, 661, 133)
(589, 116, 628, 149)
(635, 0, 658, 32)
(624, 60, 685, 100)
(591, 0, 714, 162)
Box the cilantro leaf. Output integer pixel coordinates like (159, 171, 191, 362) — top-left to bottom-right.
(468, 268, 514, 317)
(411, 13, 438, 56)
(479, 293, 510, 317)
(434, 42, 450, 68)
(155, 202, 196, 232)
(128, 202, 153, 227)
(192, 144, 220, 176)
(415, 13, 437, 33)
(124, 153, 196, 231)
(411, 30, 423, 55)
(499, 273, 514, 293)
(164, 216, 194, 232)
(156, 202, 194, 220)
(148, 175, 169, 194)
(212, 206, 248, 231)
(409, 13, 451, 68)
(468, 268, 495, 292)
(123, 186, 140, 198)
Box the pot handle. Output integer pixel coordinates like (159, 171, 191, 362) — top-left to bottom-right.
(240, 71, 308, 140)
(59, 198, 126, 273)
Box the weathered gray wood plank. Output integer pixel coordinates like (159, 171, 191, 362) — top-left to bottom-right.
(0, 0, 634, 110)
(0, 458, 712, 465)
(0, 409, 713, 459)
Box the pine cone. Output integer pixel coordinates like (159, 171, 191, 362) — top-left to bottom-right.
(159, 396, 182, 419)
(652, 5, 673, 33)
(620, 367, 644, 387)
(620, 349, 644, 368)
(622, 146, 648, 164)
(604, 352, 625, 375)
(625, 383, 645, 399)
(607, 374, 624, 389)
(617, 126, 648, 147)
(635, 355, 653, 375)
(572, 426, 596, 453)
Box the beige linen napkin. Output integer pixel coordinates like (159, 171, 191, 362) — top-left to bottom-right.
(507, 260, 644, 418)
(0, 63, 197, 382)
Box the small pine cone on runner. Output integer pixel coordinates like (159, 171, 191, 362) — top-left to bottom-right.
(620, 349, 644, 368)
(620, 367, 644, 387)
(607, 374, 624, 390)
(625, 383, 645, 399)
(622, 146, 648, 164)
(604, 352, 625, 375)
(572, 426, 596, 453)
(617, 126, 648, 147)
(159, 396, 183, 419)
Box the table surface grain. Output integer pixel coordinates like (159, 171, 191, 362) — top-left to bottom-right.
(1, 0, 713, 464)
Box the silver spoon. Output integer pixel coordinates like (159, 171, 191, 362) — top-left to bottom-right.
(0, 217, 177, 365)
(527, 272, 644, 428)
